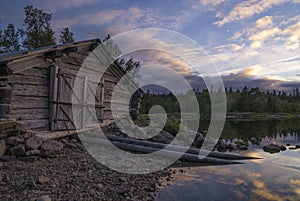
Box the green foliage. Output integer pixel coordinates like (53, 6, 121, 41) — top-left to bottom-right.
(59, 27, 74, 44)
(21, 5, 56, 49)
(139, 87, 300, 116)
(0, 24, 21, 53)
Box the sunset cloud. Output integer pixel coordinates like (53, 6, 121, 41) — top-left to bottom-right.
(214, 0, 300, 26)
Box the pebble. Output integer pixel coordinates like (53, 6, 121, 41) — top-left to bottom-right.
(36, 195, 51, 201)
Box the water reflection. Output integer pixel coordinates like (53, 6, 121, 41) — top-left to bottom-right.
(158, 151, 300, 201)
(157, 119, 300, 201)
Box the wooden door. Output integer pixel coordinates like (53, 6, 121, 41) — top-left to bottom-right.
(49, 66, 104, 131)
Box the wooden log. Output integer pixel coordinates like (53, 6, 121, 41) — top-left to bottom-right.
(103, 135, 262, 160)
(81, 136, 243, 165)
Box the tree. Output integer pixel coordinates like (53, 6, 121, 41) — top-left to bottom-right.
(21, 5, 55, 49)
(0, 24, 20, 52)
(59, 27, 74, 44)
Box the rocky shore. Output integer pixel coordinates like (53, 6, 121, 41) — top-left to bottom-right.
(0, 135, 175, 201)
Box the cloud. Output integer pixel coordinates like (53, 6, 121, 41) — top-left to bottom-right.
(37, 0, 99, 12)
(214, 0, 300, 26)
(220, 67, 300, 92)
(200, 0, 228, 6)
(282, 21, 300, 50)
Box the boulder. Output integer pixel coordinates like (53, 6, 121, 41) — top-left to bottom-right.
(1, 155, 16, 162)
(41, 140, 64, 154)
(263, 143, 286, 154)
(24, 136, 43, 150)
(193, 135, 204, 148)
(5, 136, 24, 146)
(296, 145, 300, 149)
(10, 144, 25, 156)
(150, 130, 174, 144)
(0, 140, 6, 158)
(25, 149, 41, 156)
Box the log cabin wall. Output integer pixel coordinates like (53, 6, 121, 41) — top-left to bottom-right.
(0, 39, 141, 131)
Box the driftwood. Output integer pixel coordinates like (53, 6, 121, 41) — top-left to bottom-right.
(103, 135, 262, 160)
(81, 136, 243, 165)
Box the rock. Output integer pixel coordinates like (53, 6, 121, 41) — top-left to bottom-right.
(150, 130, 174, 144)
(70, 139, 78, 143)
(0, 173, 2, 182)
(25, 149, 41, 156)
(1, 155, 16, 162)
(41, 140, 64, 154)
(37, 175, 50, 184)
(27, 178, 37, 187)
(20, 156, 37, 163)
(296, 145, 300, 149)
(227, 143, 238, 151)
(22, 131, 34, 139)
(263, 143, 284, 154)
(0, 132, 7, 140)
(216, 140, 227, 152)
(66, 142, 77, 149)
(193, 135, 204, 148)
(5, 136, 24, 146)
(10, 144, 25, 156)
(24, 136, 43, 150)
(280, 145, 287, 151)
(0, 140, 6, 158)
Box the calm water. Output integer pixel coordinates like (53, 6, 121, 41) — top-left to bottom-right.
(156, 118, 300, 201)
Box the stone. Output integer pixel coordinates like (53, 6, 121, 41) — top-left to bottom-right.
(10, 144, 25, 156)
(1, 155, 16, 162)
(150, 130, 174, 144)
(296, 145, 300, 149)
(27, 178, 37, 187)
(0, 120, 16, 131)
(25, 149, 41, 156)
(263, 143, 283, 154)
(20, 156, 37, 163)
(5, 136, 24, 146)
(36, 195, 51, 201)
(24, 136, 43, 150)
(0, 140, 6, 158)
(22, 131, 34, 139)
(193, 135, 204, 148)
(41, 140, 64, 154)
(37, 175, 50, 184)
(0, 132, 7, 140)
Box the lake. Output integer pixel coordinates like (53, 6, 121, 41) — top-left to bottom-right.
(156, 118, 300, 201)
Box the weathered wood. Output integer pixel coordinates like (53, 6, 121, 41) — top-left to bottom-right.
(8, 74, 49, 85)
(103, 135, 262, 160)
(8, 57, 50, 74)
(18, 119, 49, 130)
(50, 66, 58, 131)
(11, 97, 48, 109)
(12, 84, 49, 97)
(82, 136, 243, 165)
(11, 108, 49, 120)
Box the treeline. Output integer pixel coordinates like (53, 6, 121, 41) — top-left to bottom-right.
(0, 5, 75, 53)
(139, 87, 300, 115)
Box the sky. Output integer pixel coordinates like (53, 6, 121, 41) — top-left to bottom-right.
(0, 0, 300, 92)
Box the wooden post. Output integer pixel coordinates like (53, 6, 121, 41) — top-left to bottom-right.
(49, 66, 58, 130)
(82, 75, 88, 129)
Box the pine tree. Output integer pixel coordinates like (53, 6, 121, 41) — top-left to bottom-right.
(59, 27, 75, 44)
(21, 5, 56, 49)
(0, 24, 20, 52)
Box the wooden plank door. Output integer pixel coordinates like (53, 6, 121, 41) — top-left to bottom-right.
(49, 66, 104, 131)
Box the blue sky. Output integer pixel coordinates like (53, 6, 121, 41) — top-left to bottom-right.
(1, 0, 300, 92)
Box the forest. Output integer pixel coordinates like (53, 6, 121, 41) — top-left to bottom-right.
(138, 86, 300, 116)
